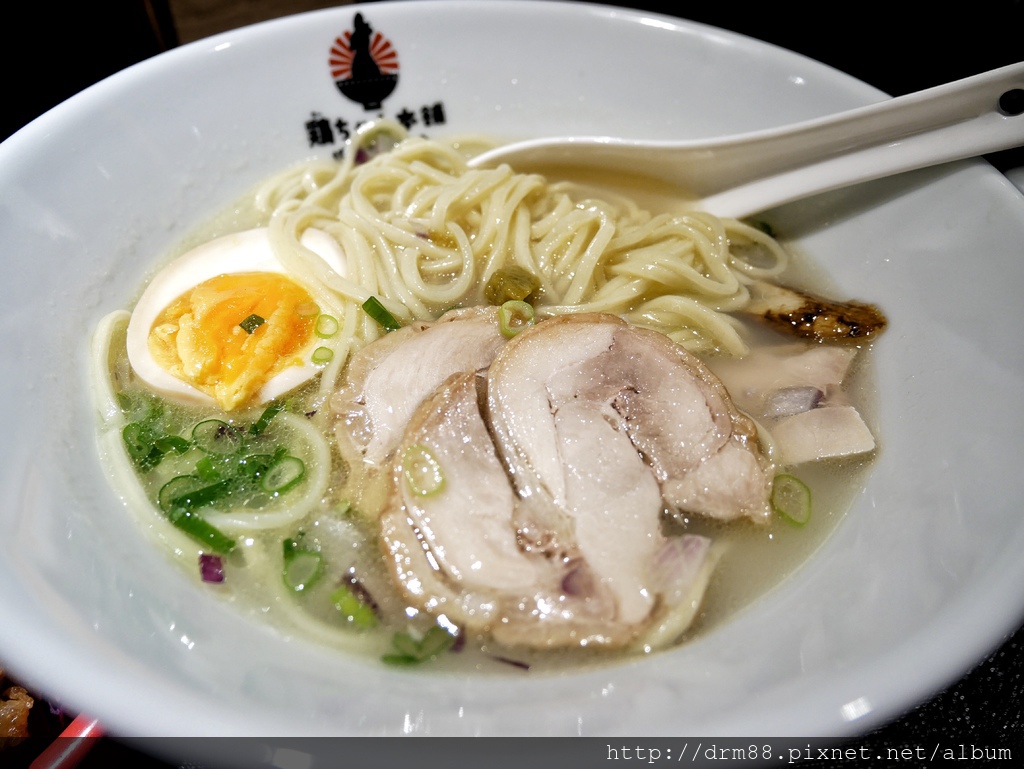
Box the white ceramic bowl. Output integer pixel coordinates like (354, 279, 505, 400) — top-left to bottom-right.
(2, 0, 1024, 748)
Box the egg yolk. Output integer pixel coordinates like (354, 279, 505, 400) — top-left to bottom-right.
(148, 272, 317, 411)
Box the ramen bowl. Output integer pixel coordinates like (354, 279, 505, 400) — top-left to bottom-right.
(1, 0, 1023, 752)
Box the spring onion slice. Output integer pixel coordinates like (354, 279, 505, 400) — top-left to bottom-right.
(315, 314, 340, 338)
(192, 419, 243, 455)
(157, 476, 236, 553)
(122, 422, 189, 471)
(402, 444, 445, 496)
(261, 455, 305, 494)
(169, 508, 237, 554)
(362, 296, 402, 331)
(282, 538, 324, 592)
(382, 626, 456, 666)
(498, 299, 535, 338)
(771, 474, 812, 525)
(331, 585, 378, 628)
(311, 346, 334, 365)
(249, 402, 284, 436)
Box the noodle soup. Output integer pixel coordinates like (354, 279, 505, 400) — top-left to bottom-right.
(92, 123, 884, 671)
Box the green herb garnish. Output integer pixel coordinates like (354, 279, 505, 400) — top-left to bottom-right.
(331, 584, 378, 629)
(401, 444, 445, 497)
(771, 474, 812, 526)
(382, 626, 457, 666)
(362, 296, 402, 331)
(239, 313, 266, 334)
(283, 537, 324, 593)
(498, 299, 535, 338)
(248, 402, 284, 436)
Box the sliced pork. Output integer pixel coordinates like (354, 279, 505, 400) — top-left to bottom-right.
(380, 372, 635, 648)
(374, 312, 772, 650)
(487, 314, 773, 523)
(331, 306, 506, 466)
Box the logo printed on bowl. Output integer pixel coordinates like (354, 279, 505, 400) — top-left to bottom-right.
(329, 13, 400, 110)
(306, 14, 448, 158)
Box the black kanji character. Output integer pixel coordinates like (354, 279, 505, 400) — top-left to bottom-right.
(420, 102, 446, 127)
(305, 112, 335, 146)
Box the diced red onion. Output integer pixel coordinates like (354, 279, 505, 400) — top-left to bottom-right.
(199, 554, 225, 583)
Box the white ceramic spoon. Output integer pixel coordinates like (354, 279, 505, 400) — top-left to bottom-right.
(468, 62, 1024, 219)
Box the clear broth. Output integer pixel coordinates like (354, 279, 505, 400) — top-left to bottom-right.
(100, 161, 881, 674)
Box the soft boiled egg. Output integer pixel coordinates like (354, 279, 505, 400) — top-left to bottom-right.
(126, 227, 346, 411)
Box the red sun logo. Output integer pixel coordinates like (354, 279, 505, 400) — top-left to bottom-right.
(329, 14, 400, 110)
(329, 31, 399, 81)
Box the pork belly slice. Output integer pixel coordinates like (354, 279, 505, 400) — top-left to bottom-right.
(379, 313, 767, 650)
(487, 313, 772, 523)
(381, 368, 716, 650)
(381, 371, 631, 649)
(331, 306, 506, 466)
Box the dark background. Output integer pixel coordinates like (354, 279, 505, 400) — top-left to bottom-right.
(1, 1, 1022, 765)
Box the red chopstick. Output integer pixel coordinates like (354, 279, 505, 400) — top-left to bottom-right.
(29, 714, 103, 769)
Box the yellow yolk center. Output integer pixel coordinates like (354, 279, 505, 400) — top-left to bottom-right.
(148, 272, 317, 411)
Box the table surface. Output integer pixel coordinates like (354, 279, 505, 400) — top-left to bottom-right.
(2, 1, 1022, 764)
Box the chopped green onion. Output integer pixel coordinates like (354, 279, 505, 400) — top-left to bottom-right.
(194, 455, 220, 481)
(402, 444, 445, 497)
(157, 476, 236, 553)
(382, 626, 456, 666)
(362, 296, 402, 331)
(191, 419, 243, 455)
(498, 299, 535, 338)
(418, 625, 457, 657)
(169, 508, 236, 554)
(248, 402, 284, 436)
(239, 313, 266, 334)
(331, 584, 378, 628)
(153, 435, 191, 454)
(315, 314, 340, 338)
(484, 265, 540, 305)
(121, 422, 155, 465)
(282, 538, 324, 592)
(122, 423, 164, 470)
(261, 455, 305, 494)
(122, 422, 190, 471)
(158, 474, 206, 512)
(311, 346, 334, 365)
(168, 477, 236, 511)
(771, 474, 812, 526)
(236, 452, 277, 480)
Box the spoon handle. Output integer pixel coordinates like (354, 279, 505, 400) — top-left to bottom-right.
(700, 62, 1024, 218)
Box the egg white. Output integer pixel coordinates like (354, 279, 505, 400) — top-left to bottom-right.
(125, 227, 346, 409)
